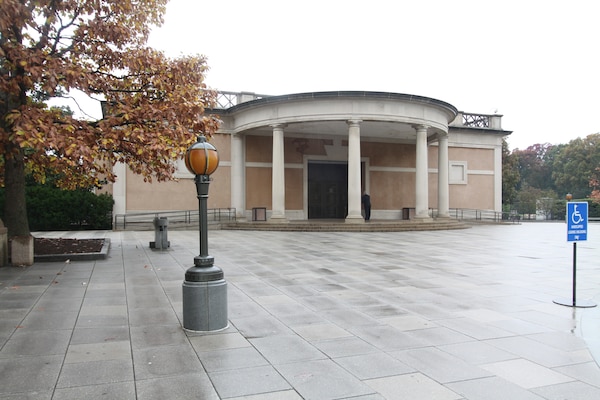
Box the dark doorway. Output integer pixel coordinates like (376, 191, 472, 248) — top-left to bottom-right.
(308, 162, 348, 219)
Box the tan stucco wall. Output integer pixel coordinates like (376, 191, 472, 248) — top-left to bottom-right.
(287, 138, 330, 160)
(245, 135, 332, 164)
(449, 147, 494, 170)
(447, 146, 496, 210)
(121, 132, 233, 212)
(209, 166, 231, 208)
(429, 173, 439, 207)
(117, 130, 501, 216)
(209, 133, 230, 161)
(449, 175, 495, 209)
(243, 167, 303, 210)
(124, 172, 230, 211)
(126, 172, 197, 211)
(246, 136, 272, 163)
(246, 167, 271, 209)
(286, 168, 303, 209)
(362, 142, 416, 167)
(371, 171, 415, 209)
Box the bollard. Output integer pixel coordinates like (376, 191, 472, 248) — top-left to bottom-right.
(149, 217, 170, 249)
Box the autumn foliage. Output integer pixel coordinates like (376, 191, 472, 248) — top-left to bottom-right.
(0, 0, 220, 237)
(590, 168, 600, 203)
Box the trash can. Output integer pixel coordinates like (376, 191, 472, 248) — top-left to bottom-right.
(150, 217, 170, 249)
(252, 207, 267, 221)
(402, 208, 410, 220)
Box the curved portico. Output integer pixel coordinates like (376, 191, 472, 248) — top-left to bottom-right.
(220, 91, 458, 223)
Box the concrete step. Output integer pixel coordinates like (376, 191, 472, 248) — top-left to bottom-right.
(220, 219, 469, 232)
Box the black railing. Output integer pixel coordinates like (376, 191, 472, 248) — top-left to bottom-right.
(444, 208, 519, 223)
(462, 113, 490, 128)
(215, 92, 239, 109)
(214, 91, 269, 109)
(113, 208, 236, 230)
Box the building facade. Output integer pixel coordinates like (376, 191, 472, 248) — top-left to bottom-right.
(109, 91, 511, 222)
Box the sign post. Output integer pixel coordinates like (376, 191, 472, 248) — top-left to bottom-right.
(554, 201, 596, 308)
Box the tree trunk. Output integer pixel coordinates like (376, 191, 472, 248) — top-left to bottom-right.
(4, 144, 30, 238)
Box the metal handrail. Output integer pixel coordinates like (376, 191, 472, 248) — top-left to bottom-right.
(114, 207, 525, 229)
(442, 208, 519, 223)
(113, 208, 236, 230)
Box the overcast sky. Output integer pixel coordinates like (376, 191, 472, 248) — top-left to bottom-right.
(142, 1, 597, 150)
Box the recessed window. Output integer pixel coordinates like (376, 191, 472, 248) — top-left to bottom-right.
(449, 161, 467, 184)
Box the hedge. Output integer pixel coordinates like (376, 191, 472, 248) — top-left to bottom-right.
(0, 186, 114, 231)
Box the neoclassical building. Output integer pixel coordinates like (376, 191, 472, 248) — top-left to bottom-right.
(109, 91, 511, 222)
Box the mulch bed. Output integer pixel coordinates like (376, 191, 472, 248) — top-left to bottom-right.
(34, 238, 105, 255)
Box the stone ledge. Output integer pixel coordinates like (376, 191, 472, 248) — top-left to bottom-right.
(221, 220, 469, 232)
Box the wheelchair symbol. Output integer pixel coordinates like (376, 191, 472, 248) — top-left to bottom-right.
(571, 204, 583, 224)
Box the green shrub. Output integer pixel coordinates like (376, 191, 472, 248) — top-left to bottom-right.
(0, 186, 114, 231)
(587, 199, 600, 218)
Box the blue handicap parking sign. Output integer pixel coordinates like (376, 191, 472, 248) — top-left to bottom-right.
(567, 202, 588, 242)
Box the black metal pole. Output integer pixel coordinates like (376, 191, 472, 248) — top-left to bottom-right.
(194, 174, 212, 267)
(572, 242, 577, 306)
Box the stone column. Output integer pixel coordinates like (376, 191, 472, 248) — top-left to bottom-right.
(230, 133, 246, 220)
(270, 124, 287, 222)
(112, 162, 127, 216)
(437, 133, 450, 218)
(415, 125, 431, 220)
(346, 119, 364, 223)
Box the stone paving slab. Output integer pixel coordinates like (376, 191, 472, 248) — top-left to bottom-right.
(0, 223, 599, 399)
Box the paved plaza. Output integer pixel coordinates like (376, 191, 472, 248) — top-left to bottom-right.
(1, 222, 600, 399)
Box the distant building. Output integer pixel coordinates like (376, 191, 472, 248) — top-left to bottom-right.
(107, 91, 511, 222)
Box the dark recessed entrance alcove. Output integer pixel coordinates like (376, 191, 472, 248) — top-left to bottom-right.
(308, 162, 348, 219)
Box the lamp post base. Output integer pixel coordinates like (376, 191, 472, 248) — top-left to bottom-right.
(553, 298, 597, 308)
(182, 265, 228, 332)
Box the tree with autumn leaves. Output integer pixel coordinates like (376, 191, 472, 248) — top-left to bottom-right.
(503, 133, 600, 217)
(1, 1, 219, 245)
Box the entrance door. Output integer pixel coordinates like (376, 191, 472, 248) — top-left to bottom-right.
(308, 162, 348, 219)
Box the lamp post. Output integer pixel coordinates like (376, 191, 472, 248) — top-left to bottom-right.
(182, 135, 228, 331)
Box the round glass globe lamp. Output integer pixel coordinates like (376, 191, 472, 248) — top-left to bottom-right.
(185, 136, 219, 176)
